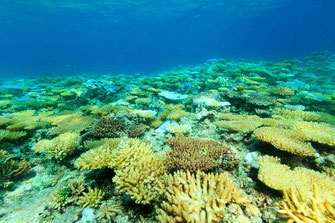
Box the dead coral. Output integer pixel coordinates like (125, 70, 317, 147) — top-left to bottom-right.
(157, 170, 250, 223)
(279, 185, 335, 223)
(254, 127, 316, 156)
(166, 136, 230, 172)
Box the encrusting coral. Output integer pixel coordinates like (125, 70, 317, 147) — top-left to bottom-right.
(166, 136, 230, 172)
(254, 127, 316, 156)
(278, 185, 335, 223)
(157, 170, 250, 223)
(258, 155, 335, 203)
(32, 132, 81, 160)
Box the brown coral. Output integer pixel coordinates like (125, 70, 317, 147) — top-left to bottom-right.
(166, 136, 230, 172)
(157, 170, 250, 223)
(91, 116, 127, 138)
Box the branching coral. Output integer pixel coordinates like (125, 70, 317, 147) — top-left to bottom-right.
(113, 151, 167, 204)
(278, 185, 335, 223)
(32, 132, 81, 160)
(76, 139, 168, 204)
(157, 170, 250, 223)
(0, 150, 30, 188)
(159, 104, 189, 122)
(75, 138, 121, 170)
(97, 202, 123, 221)
(166, 136, 230, 172)
(254, 127, 316, 156)
(0, 130, 27, 141)
(268, 86, 295, 96)
(258, 155, 335, 203)
(92, 116, 127, 138)
(78, 187, 105, 208)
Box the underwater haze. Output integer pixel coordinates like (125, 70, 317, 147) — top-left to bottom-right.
(1, 0, 335, 78)
(2, 1, 335, 223)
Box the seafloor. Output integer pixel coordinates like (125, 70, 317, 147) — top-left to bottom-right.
(0, 52, 335, 223)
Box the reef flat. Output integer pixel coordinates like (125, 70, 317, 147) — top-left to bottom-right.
(1, 52, 335, 223)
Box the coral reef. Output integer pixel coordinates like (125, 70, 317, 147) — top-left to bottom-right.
(166, 136, 230, 172)
(157, 170, 250, 223)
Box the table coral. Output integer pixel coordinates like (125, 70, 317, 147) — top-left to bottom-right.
(157, 170, 250, 223)
(258, 155, 335, 203)
(166, 136, 230, 172)
(294, 121, 335, 146)
(254, 127, 316, 156)
(32, 132, 80, 160)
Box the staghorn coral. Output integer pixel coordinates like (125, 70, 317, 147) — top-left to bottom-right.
(97, 202, 123, 221)
(254, 127, 316, 156)
(70, 177, 86, 203)
(258, 155, 335, 203)
(113, 151, 167, 204)
(75, 138, 121, 170)
(128, 124, 147, 138)
(32, 132, 81, 160)
(0, 116, 11, 126)
(0, 129, 27, 141)
(293, 121, 335, 146)
(166, 136, 230, 172)
(0, 150, 30, 188)
(157, 170, 250, 223)
(76, 139, 168, 204)
(50, 186, 72, 211)
(78, 187, 105, 208)
(91, 116, 127, 138)
(278, 185, 335, 223)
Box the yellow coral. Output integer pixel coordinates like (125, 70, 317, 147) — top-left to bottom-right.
(113, 151, 167, 204)
(78, 187, 105, 208)
(254, 127, 316, 156)
(278, 185, 335, 223)
(75, 138, 121, 170)
(0, 130, 27, 141)
(273, 108, 335, 124)
(258, 155, 335, 203)
(0, 116, 11, 126)
(214, 119, 263, 133)
(294, 121, 335, 146)
(157, 170, 250, 223)
(32, 132, 80, 160)
(48, 115, 94, 135)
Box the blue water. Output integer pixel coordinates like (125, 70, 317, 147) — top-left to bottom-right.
(1, 0, 335, 78)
